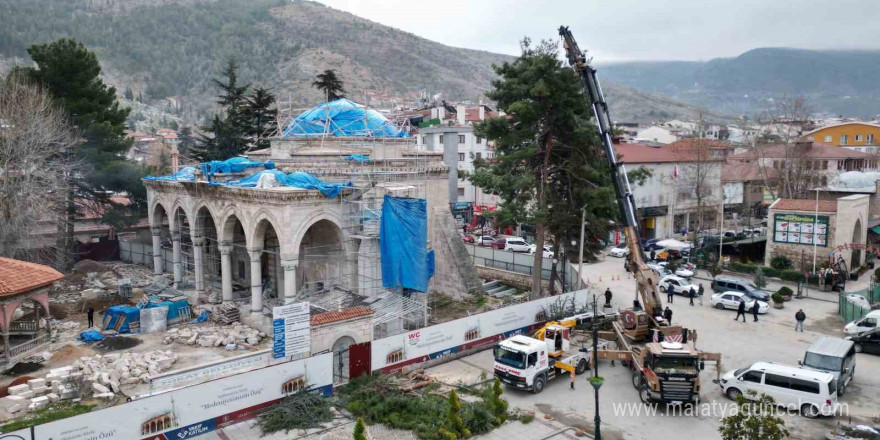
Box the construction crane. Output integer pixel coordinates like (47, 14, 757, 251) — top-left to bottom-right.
(558, 26, 667, 341)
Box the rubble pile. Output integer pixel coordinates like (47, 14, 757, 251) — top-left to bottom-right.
(3, 350, 177, 413)
(105, 262, 154, 288)
(163, 323, 266, 348)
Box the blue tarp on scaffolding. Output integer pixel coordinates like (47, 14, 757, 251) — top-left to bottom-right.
(346, 154, 371, 164)
(282, 98, 410, 138)
(143, 167, 196, 182)
(200, 157, 275, 180)
(210, 169, 351, 198)
(380, 195, 433, 292)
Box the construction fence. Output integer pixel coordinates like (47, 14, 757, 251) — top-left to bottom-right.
(463, 244, 579, 289)
(119, 241, 174, 272)
(838, 286, 880, 324)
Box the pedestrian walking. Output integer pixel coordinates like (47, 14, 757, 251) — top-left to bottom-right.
(604, 288, 613, 307)
(698, 283, 704, 305)
(663, 306, 673, 324)
(87, 307, 94, 328)
(751, 301, 759, 322)
(570, 368, 576, 390)
(667, 287, 674, 303)
(795, 309, 806, 332)
(689, 286, 696, 306)
(735, 300, 746, 322)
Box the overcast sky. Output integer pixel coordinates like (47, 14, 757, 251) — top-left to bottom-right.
(314, 0, 880, 62)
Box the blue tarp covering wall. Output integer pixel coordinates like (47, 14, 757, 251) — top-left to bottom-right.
(102, 305, 140, 334)
(200, 157, 275, 180)
(144, 298, 190, 322)
(379, 195, 434, 292)
(144, 167, 196, 182)
(283, 99, 410, 138)
(209, 169, 351, 198)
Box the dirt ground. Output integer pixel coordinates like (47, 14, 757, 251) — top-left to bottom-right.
(426, 255, 880, 440)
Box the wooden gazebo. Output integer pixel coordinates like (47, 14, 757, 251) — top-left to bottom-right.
(0, 258, 61, 370)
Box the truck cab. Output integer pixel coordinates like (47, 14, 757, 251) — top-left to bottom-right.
(632, 341, 705, 404)
(493, 328, 589, 394)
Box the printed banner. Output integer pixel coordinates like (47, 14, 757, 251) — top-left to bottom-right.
(371, 290, 590, 372)
(773, 213, 829, 246)
(272, 302, 311, 359)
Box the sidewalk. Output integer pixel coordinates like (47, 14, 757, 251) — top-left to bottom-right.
(688, 268, 862, 303)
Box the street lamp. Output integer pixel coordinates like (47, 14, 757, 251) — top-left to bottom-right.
(577, 204, 587, 290)
(589, 295, 603, 440)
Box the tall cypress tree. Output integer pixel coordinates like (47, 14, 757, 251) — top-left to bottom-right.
(22, 38, 143, 269)
(243, 87, 278, 150)
(192, 60, 252, 161)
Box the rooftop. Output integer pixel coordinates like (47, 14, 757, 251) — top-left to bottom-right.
(770, 198, 838, 213)
(804, 122, 880, 136)
(614, 143, 724, 164)
(0, 258, 64, 297)
(666, 139, 735, 150)
(721, 162, 778, 182)
(310, 306, 374, 326)
(729, 142, 873, 160)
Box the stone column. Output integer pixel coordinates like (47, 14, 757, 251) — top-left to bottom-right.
(151, 227, 163, 276)
(193, 237, 205, 300)
(219, 244, 233, 302)
(171, 229, 183, 288)
(248, 248, 263, 315)
(281, 259, 298, 304)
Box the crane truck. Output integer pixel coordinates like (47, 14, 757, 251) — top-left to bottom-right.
(492, 26, 721, 405)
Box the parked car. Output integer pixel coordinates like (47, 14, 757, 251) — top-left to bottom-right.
(844, 310, 880, 336)
(609, 245, 629, 258)
(659, 275, 698, 296)
(712, 276, 770, 302)
(503, 238, 531, 253)
(462, 235, 475, 243)
(642, 238, 662, 252)
(478, 236, 495, 246)
(846, 328, 880, 354)
(646, 263, 671, 278)
(720, 362, 838, 418)
(710, 291, 768, 314)
(799, 337, 856, 395)
(528, 244, 554, 258)
(657, 262, 695, 278)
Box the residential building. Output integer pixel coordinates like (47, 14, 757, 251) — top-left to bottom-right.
(666, 139, 737, 159)
(804, 122, 880, 152)
(615, 143, 724, 239)
(635, 126, 681, 145)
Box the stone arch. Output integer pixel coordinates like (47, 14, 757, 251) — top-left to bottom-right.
(218, 209, 246, 245)
(150, 199, 171, 228)
(169, 198, 190, 232)
(295, 214, 346, 295)
(251, 216, 283, 302)
(332, 335, 357, 384)
(192, 202, 220, 241)
(250, 210, 285, 252)
(194, 204, 221, 293)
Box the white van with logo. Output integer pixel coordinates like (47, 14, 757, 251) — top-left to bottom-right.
(720, 362, 838, 418)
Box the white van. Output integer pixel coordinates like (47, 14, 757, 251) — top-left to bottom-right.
(720, 362, 838, 418)
(844, 310, 880, 336)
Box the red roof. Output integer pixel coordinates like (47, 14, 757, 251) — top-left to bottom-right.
(771, 199, 838, 213)
(615, 143, 724, 164)
(666, 139, 734, 150)
(0, 258, 64, 297)
(721, 163, 778, 182)
(729, 142, 872, 160)
(310, 306, 374, 326)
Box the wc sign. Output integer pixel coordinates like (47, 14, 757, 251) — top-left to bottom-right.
(407, 330, 421, 346)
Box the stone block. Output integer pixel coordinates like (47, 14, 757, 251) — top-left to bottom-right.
(17, 390, 34, 399)
(8, 384, 30, 395)
(94, 392, 114, 399)
(46, 393, 60, 402)
(4, 395, 24, 403)
(7, 404, 21, 414)
(26, 378, 46, 389)
(30, 396, 49, 407)
(92, 383, 110, 394)
(30, 386, 48, 396)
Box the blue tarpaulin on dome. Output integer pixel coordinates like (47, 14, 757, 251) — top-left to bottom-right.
(200, 157, 275, 180)
(209, 169, 351, 198)
(283, 98, 410, 138)
(379, 195, 434, 293)
(143, 167, 196, 182)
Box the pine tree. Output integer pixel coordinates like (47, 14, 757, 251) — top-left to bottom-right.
(353, 417, 368, 440)
(21, 38, 143, 269)
(312, 69, 346, 101)
(191, 60, 251, 161)
(243, 87, 278, 149)
(447, 390, 470, 439)
(719, 392, 789, 440)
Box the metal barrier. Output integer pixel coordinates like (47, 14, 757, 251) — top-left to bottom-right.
(838, 286, 880, 324)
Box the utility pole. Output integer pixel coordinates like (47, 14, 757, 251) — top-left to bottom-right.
(812, 188, 819, 274)
(590, 294, 602, 440)
(718, 195, 725, 263)
(577, 205, 586, 290)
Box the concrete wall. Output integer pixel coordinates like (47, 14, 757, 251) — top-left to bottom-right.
(310, 316, 372, 355)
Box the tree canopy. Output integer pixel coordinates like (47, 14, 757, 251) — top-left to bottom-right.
(312, 69, 346, 101)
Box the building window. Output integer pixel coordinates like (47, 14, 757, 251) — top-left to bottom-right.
(458, 135, 466, 144)
(476, 137, 482, 144)
(841, 134, 848, 145)
(824, 135, 832, 143)
(475, 152, 481, 160)
(869, 134, 875, 144)
(420, 135, 425, 144)
(807, 136, 814, 141)
(439, 135, 444, 143)
(822, 160, 828, 169)
(457, 187, 465, 197)
(458, 153, 465, 161)
(856, 134, 863, 142)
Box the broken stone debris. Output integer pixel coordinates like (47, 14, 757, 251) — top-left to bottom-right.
(4, 350, 177, 414)
(163, 323, 265, 348)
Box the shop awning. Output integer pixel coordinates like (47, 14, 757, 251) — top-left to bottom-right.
(870, 225, 880, 235)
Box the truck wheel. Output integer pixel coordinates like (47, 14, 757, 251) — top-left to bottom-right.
(575, 359, 588, 375)
(854, 343, 863, 353)
(638, 385, 653, 405)
(532, 375, 546, 394)
(838, 382, 846, 396)
(632, 372, 643, 389)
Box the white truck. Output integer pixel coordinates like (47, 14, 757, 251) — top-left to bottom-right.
(493, 321, 594, 393)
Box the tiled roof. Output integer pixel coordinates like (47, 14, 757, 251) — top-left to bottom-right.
(615, 143, 724, 164)
(666, 139, 735, 150)
(729, 142, 872, 160)
(310, 306, 374, 326)
(721, 163, 778, 182)
(770, 199, 837, 213)
(0, 258, 64, 297)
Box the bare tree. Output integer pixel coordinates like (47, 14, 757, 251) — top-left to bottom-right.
(0, 73, 79, 264)
(671, 115, 719, 239)
(750, 97, 816, 200)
